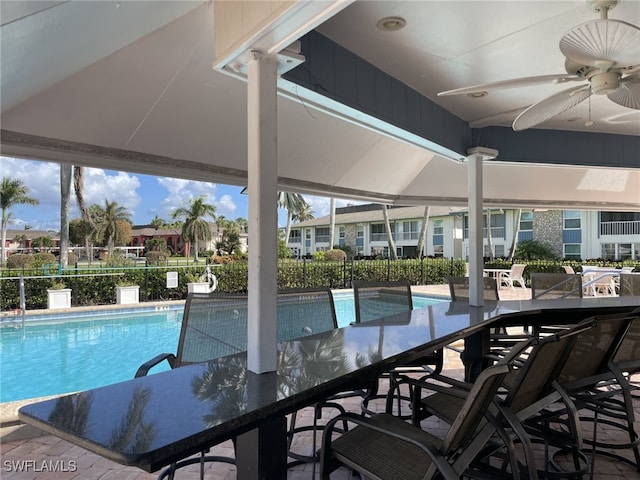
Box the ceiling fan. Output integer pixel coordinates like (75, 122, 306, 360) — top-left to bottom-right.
(438, 0, 640, 131)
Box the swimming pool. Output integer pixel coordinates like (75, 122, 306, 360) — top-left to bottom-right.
(0, 294, 444, 403)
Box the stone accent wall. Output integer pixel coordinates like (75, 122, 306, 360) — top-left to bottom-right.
(533, 210, 563, 257)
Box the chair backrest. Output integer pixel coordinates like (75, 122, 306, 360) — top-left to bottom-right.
(276, 288, 337, 342)
(505, 320, 597, 414)
(441, 339, 531, 454)
(510, 264, 526, 278)
(446, 276, 499, 302)
(562, 265, 575, 274)
(176, 289, 338, 366)
(176, 292, 248, 367)
(556, 313, 635, 388)
(352, 280, 412, 324)
(619, 274, 640, 296)
(530, 272, 582, 299)
(612, 311, 640, 371)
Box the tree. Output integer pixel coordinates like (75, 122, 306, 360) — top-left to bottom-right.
(508, 209, 522, 261)
(171, 195, 216, 262)
(1, 177, 39, 265)
(59, 164, 73, 268)
(381, 204, 398, 260)
(278, 192, 308, 247)
(292, 204, 315, 223)
(94, 200, 133, 254)
(150, 215, 166, 230)
(486, 209, 494, 260)
(215, 217, 244, 255)
(32, 235, 54, 250)
(415, 205, 431, 257)
(74, 167, 97, 263)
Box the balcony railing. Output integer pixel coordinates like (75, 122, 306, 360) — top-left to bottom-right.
(600, 220, 640, 236)
(315, 235, 330, 243)
(463, 227, 505, 239)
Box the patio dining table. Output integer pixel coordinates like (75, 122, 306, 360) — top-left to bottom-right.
(17, 296, 640, 480)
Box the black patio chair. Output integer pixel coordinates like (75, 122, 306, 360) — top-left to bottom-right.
(619, 273, 640, 297)
(530, 272, 583, 300)
(135, 292, 248, 480)
(352, 280, 441, 417)
(447, 275, 533, 360)
(319, 338, 528, 480)
(278, 288, 366, 470)
(524, 311, 639, 476)
(413, 319, 600, 479)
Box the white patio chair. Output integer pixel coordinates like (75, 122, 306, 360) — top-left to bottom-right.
(498, 263, 527, 289)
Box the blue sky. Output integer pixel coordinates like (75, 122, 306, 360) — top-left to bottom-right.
(1, 157, 358, 231)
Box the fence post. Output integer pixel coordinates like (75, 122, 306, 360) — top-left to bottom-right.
(303, 257, 307, 288)
(350, 258, 355, 288)
(73, 262, 78, 306)
(144, 261, 149, 301)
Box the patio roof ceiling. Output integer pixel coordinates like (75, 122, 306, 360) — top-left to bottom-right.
(1, 1, 639, 211)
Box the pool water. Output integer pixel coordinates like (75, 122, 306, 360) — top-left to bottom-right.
(0, 295, 443, 403)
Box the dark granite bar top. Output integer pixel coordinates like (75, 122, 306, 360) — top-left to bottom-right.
(18, 296, 640, 472)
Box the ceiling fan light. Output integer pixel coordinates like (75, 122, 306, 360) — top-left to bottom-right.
(590, 71, 620, 95)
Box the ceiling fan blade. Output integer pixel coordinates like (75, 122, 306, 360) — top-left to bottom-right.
(560, 19, 640, 69)
(437, 74, 581, 96)
(512, 85, 591, 131)
(608, 76, 640, 110)
(469, 106, 530, 128)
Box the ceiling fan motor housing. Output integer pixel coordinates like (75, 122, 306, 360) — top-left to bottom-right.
(590, 72, 620, 94)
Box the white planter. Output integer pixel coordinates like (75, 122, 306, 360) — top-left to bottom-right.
(47, 289, 72, 310)
(116, 285, 140, 305)
(187, 282, 211, 294)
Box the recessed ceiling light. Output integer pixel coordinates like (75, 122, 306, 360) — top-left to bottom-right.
(467, 91, 488, 98)
(377, 16, 406, 31)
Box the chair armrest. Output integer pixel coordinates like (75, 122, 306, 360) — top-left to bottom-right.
(134, 353, 177, 378)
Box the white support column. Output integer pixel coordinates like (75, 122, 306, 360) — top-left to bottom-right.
(247, 50, 278, 373)
(466, 147, 498, 307)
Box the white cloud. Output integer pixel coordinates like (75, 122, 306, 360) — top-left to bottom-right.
(157, 178, 230, 220)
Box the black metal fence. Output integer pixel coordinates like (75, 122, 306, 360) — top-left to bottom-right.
(0, 257, 466, 311)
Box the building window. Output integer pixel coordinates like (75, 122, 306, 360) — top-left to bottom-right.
(433, 219, 443, 236)
(601, 243, 639, 260)
(564, 211, 581, 230)
(371, 223, 391, 242)
(600, 211, 640, 235)
(400, 221, 419, 241)
(433, 245, 444, 257)
(315, 227, 330, 244)
(520, 211, 533, 231)
(564, 243, 582, 260)
(338, 226, 345, 247)
(289, 229, 301, 243)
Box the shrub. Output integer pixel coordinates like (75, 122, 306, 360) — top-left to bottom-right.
(146, 251, 168, 265)
(32, 252, 57, 268)
(312, 251, 326, 261)
(6, 253, 33, 269)
(325, 249, 347, 262)
(67, 252, 79, 265)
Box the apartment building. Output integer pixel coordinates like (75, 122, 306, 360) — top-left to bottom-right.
(288, 204, 640, 261)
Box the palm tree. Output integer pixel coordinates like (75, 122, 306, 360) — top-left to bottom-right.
(381, 204, 398, 260)
(94, 200, 132, 255)
(278, 192, 308, 247)
(59, 164, 73, 267)
(415, 205, 431, 258)
(508, 209, 522, 261)
(150, 215, 166, 230)
(1, 177, 39, 265)
(73, 167, 97, 263)
(291, 204, 315, 223)
(171, 195, 216, 262)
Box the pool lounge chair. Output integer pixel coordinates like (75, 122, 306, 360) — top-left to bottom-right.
(498, 263, 527, 289)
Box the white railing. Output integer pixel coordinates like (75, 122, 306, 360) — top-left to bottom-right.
(600, 220, 640, 236)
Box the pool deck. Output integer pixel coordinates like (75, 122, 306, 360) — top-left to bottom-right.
(2, 285, 639, 479)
